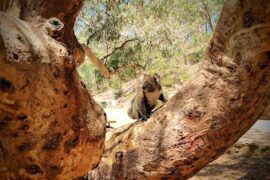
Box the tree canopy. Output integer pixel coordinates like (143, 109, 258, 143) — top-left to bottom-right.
(75, 0, 224, 93)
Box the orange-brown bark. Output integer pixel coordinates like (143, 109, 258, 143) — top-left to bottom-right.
(87, 0, 270, 179)
(0, 0, 106, 179)
(1, 0, 270, 179)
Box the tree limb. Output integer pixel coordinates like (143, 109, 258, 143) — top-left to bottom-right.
(83, 38, 141, 78)
(0, 5, 106, 179)
(82, 44, 112, 78)
(100, 38, 139, 61)
(87, 0, 270, 179)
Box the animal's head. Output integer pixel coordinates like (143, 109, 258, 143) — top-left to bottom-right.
(141, 73, 161, 92)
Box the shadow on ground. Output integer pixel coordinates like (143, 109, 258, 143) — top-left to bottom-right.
(192, 143, 270, 180)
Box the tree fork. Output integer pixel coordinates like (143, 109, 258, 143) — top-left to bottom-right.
(87, 0, 270, 179)
(0, 0, 270, 179)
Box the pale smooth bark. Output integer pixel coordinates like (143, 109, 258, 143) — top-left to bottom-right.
(82, 45, 111, 78)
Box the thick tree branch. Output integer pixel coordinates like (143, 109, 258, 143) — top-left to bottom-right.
(87, 0, 270, 179)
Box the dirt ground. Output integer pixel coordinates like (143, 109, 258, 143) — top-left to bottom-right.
(104, 107, 270, 180)
(191, 126, 270, 180)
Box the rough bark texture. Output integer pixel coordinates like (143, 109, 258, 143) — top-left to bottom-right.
(1, 0, 270, 179)
(0, 0, 106, 179)
(261, 106, 270, 119)
(87, 0, 270, 179)
(1, 0, 85, 66)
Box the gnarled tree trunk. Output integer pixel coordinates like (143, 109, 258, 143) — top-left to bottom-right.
(0, 0, 106, 179)
(0, 0, 270, 179)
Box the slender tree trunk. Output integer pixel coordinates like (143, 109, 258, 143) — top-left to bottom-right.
(87, 0, 270, 179)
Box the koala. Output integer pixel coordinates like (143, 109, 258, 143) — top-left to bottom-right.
(127, 73, 167, 121)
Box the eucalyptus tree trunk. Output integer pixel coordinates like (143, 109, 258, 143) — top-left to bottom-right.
(0, 1, 106, 179)
(0, 0, 270, 180)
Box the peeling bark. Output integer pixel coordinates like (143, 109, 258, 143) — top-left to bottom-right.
(87, 0, 270, 179)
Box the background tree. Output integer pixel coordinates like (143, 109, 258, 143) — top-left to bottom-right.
(75, 0, 224, 94)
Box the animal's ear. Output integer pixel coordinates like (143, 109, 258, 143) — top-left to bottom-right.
(154, 73, 160, 82)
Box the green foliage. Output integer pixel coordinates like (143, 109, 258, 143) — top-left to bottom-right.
(179, 70, 190, 82)
(107, 47, 136, 71)
(110, 76, 122, 89)
(162, 76, 177, 87)
(148, 58, 167, 73)
(188, 49, 204, 64)
(179, 65, 200, 82)
(75, 0, 224, 94)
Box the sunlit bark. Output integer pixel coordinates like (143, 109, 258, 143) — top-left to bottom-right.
(0, 0, 106, 179)
(87, 0, 270, 179)
(1, 0, 270, 179)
